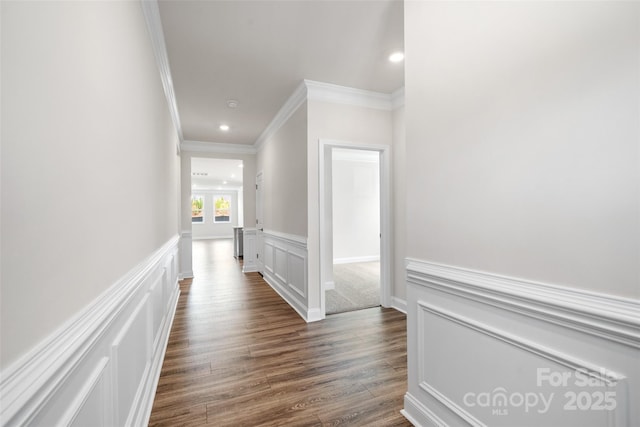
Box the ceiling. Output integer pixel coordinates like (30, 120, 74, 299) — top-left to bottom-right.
(157, 0, 404, 147)
(191, 157, 244, 190)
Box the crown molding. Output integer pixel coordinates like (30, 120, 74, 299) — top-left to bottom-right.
(252, 80, 405, 151)
(182, 140, 257, 154)
(391, 86, 405, 110)
(305, 79, 395, 111)
(254, 81, 308, 151)
(141, 0, 184, 149)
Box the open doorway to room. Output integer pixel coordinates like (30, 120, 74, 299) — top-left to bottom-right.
(326, 148, 381, 314)
(319, 140, 391, 317)
(190, 158, 244, 255)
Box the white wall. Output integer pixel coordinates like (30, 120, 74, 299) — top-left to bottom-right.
(256, 102, 308, 237)
(1, 0, 180, 369)
(332, 149, 380, 263)
(405, 1, 639, 299)
(191, 191, 239, 240)
(403, 2, 640, 426)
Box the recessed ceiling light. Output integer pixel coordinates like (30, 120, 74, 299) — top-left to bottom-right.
(227, 99, 239, 108)
(223, 181, 228, 184)
(231, 174, 235, 178)
(238, 164, 244, 168)
(389, 51, 404, 63)
(219, 124, 230, 131)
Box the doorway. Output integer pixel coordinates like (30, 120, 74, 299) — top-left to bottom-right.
(319, 140, 391, 317)
(190, 157, 244, 242)
(326, 148, 381, 314)
(255, 171, 264, 275)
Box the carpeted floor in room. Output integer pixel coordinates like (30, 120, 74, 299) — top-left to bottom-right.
(326, 261, 380, 314)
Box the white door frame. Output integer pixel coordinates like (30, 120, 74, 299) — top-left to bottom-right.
(318, 139, 392, 316)
(256, 171, 264, 275)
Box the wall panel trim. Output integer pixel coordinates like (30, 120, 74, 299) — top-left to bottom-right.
(0, 235, 180, 426)
(403, 257, 639, 427)
(406, 259, 640, 348)
(261, 231, 314, 321)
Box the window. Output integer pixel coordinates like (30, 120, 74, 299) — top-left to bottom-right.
(191, 195, 204, 223)
(214, 196, 231, 223)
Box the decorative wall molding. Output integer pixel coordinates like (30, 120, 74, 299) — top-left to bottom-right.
(406, 259, 640, 349)
(242, 228, 258, 273)
(262, 229, 307, 247)
(253, 81, 405, 151)
(261, 231, 315, 321)
(0, 235, 180, 426)
(140, 0, 183, 148)
(403, 257, 640, 427)
(391, 86, 405, 110)
(306, 80, 394, 111)
(254, 81, 308, 150)
(418, 301, 625, 386)
(181, 139, 257, 155)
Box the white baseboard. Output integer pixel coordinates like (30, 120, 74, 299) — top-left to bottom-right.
(178, 271, 194, 280)
(403, 258, 640, 427)
(391, 296, 407, 314)
(306, 308, 324, 322)
(333, 255, 380, 265)
(402, 392, 445, 427)
(0, 235, 180, 427)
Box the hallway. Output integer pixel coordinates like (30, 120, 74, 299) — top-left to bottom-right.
(149, 239, 410, 426)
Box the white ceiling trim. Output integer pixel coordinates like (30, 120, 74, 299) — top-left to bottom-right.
(182, 140, 257, 154)
(141, 0, 184, 147)
(305, 80, 393, 111)
(253, 80, 406, 152)
(254, 81, 308, 151)
(391, 86, 405, 110)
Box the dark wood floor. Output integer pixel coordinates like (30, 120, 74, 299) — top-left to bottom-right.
(149, 239, 411, 426)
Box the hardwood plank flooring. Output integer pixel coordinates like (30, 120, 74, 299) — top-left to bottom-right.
(149, 239, 411, 426)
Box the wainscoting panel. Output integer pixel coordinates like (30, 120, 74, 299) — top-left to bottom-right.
(288, 249, 307, 299)
(242, 228, 258, 273)
(0, 235, 180, 427)
(111, 294, 151, 426)
(403, 259, 640, 427)
(275, 246, 288, 283)
(261, 230, 313, 321)
(66, 358, 109, 427)
(264, 241, 275, 275)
